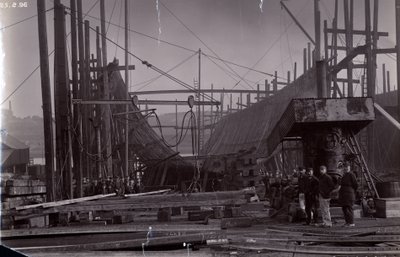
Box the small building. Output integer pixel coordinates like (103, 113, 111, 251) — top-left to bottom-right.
(1, 130, 30, 174)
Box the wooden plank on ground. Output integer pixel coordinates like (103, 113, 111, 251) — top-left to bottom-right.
(12, 232, 224, 252)
(15, 193, 116, 211)
(44, 198, 248, 213)
(123, 189, 171, 197)
(0, 224, 221, 239)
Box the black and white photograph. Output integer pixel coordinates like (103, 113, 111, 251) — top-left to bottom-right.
(1, 0, 400, 256)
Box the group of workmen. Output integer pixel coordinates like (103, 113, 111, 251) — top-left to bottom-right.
(83, 177, 142, 196)
(297, 163, 358, 227)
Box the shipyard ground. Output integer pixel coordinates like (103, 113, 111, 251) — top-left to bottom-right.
(2, 206, 400, 257)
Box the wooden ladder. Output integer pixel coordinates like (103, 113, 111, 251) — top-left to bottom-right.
(346, 131, 381, 198)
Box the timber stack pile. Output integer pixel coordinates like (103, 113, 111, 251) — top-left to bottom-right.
(6, 188, 259, 228)
(1, 177, 46, 229)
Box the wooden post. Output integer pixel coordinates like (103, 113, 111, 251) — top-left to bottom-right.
(37, 0, 55, 201)
(382, 63, 386, 94)
(396, 0, 400, 120)
(211, 83, 214, 126)
(365, 0, 374, 97)
(84, 20, 91, 180)
(361, 75, 365, 97)
(246, 93, 250, 107)
(307, 43, 311, 69)
(265, 79, 269, 97)
(287, 71, 290, 85)
(70, 0, 82, 197)
(387, 70, 391, 92)
(303, 48, 307, 74)
(239, 92, 243, 110)
(197, 49, 201, 156)
(372, 0, 379, 96)
(274, 71, 278, 92)
(365, 0, 374, 169)
(54, 0, 72, 199)
(257, 84, 260, 102)
(96, 26, 102, 179)
(314, 0, 321, 61)
(100, 0, 113, 177)
(77, 0, 86, 182)
(324, 20, 328, 60)
(124, 0, 130, 178)
(175, 101, 178, 152)
(220, 90, 224, 118)
(201, 93, 205, 149)
(344, 0, 354, 97)
(332, 0, 339, 98)
(294, 62, 297, 81)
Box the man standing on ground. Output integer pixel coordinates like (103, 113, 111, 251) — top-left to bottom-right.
(304, 168, 319, 225)
(318, 165, 335, 227)
(339, 162, 358, 227)
(298, 167, 306, 213)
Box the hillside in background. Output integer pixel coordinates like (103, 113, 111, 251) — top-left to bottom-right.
(1, 109, 212, 158)
(1, 109, 44, 159)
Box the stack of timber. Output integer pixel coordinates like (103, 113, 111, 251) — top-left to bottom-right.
(7, 188, 256, 228)
(1, 177, 46, 229)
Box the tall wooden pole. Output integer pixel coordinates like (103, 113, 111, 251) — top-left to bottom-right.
(124, 0, 130, 178)
(197, 49, 201, 156)
(96, 26, 102, 179)
(100, 0, 113, 177)
(332, 0, 339, 98)
(37, 0, 55, 201)
(70, 0, 82, 198)
(314, 0, 321, 61)
(372, 0, 379, 97)
(77, 0, 86, 183)
(54, 0, 72, 199)
(365, 0, 375, 169)
(382, 63, 386, 94)
(84, 20, 91, 180)
(175, 102, 178, 152)
(344, 0, 354, 96)
(396, 0, 400, 120)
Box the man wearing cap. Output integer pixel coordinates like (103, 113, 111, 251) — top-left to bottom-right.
(318, 165, 335, 227)
(339, 162, 358, 227)
(304, 168, 319, 225)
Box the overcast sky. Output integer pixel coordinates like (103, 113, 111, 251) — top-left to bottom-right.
(0, 0, 398, 118)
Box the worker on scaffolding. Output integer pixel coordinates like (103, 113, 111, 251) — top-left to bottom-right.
(338, 161, 358, 227)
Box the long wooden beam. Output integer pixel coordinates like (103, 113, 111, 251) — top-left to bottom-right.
(13, 232, 223, 252)
(325, 28, 388, 37)
(329, 45, 367, 74)
(72, 99, 220, 106)
(131, 89, 265, 95)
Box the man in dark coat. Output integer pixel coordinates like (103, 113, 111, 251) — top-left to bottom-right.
(304, 168, 319, 225)
(339, 162, 358, 227)
(318, 165, 335, 227)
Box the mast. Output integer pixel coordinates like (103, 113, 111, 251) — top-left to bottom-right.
(37, 0, 55, 201)
(125, 0, 130, 179)
(100, 0, 113, 177)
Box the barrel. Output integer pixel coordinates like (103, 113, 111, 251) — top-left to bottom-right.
(376, 181, 400, 198)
